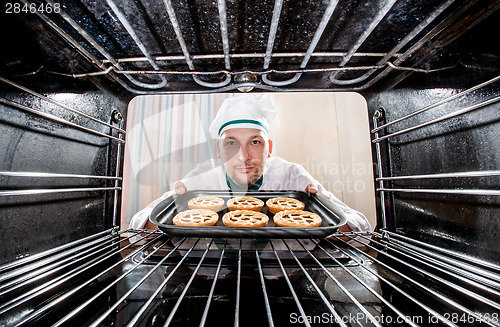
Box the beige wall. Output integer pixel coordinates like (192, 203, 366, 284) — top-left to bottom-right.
(269, 92, 376, 230)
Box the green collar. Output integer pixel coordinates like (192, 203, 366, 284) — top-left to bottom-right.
(226, 174, 263, 191)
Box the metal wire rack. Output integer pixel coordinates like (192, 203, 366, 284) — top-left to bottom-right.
(1, 229, 499, 326)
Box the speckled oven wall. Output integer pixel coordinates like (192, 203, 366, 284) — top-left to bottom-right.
(0, 89, 127, 263)
(363, 86, 500, 264)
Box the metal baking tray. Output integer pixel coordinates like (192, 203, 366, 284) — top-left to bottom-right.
(150, 190, 347, 239)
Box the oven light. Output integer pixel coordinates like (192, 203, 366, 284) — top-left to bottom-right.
(235, 73, 257, 92)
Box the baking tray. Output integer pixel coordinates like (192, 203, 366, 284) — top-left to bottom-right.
(150, 190, 347, 239)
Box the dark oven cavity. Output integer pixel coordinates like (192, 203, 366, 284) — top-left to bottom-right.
(1, 0, 500, 326)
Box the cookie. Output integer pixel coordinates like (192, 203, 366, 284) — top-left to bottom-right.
(172, 209, 219, 226)
(266, 197, 305, 214)
(227, 196, 264, 211)
(222, 210, 269, 227)
(188, 196, 224, 211)
(273, 210, 322, 227)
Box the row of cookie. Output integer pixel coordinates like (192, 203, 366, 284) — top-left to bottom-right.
(173, 209, 322, 228)
(188, 195, 306, 214)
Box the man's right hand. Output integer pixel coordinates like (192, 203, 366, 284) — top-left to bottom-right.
(174, 181, 187, 194)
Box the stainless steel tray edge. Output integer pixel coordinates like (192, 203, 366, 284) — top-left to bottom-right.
(149, 190, 347, 239)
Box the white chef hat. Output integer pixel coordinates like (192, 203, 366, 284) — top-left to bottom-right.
(209, 94, 276, 138)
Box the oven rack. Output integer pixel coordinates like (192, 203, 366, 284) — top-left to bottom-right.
(16, 0, 474, 93)
(1, 229, 499, 326)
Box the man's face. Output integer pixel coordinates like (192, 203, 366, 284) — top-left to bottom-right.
(218, 128, 273, 187)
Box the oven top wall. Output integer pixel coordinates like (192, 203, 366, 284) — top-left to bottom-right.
(0, 1, 499, 95)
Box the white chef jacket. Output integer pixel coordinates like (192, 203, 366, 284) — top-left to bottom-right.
(130, 157, 371, 233)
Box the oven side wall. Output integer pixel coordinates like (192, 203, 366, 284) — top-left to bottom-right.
(0, 89, 127, 264)
(364, 87, 500, 265)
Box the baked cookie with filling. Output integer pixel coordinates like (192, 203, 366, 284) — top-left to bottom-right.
(227, 196, 264, 211)
(173, 209, 219, 226)
(222, 210, 269, 227)
(273, 210, 322, 227)
(266, 197, 305, 214)
(188, 196, 225, 211)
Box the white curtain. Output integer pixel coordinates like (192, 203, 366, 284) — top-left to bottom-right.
(121, 94, 230, 226)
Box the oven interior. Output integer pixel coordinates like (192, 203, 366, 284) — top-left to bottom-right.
(1, 0, 499, 326)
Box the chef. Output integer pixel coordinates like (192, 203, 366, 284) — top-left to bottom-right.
(129, 94, 371, 233)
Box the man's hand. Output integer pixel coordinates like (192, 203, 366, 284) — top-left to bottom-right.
(329, 222, 353, 241)
(304, 183, 353, 240)
(174, 181, 187, 194)
(305, 183, 318, 194)
(142, 181, 186, 232)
